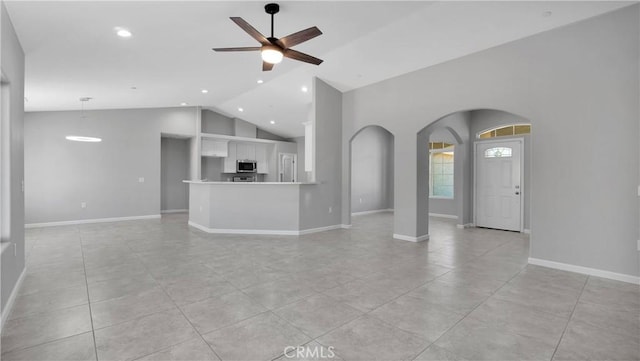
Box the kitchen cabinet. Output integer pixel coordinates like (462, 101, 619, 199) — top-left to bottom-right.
(201, 139, 228, 157)
(236, 143, 256, 161)
(223, 143, 237, 173)
(255, 144, 268, 174)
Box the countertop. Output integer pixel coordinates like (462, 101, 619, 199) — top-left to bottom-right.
(183, 180, 318, 185)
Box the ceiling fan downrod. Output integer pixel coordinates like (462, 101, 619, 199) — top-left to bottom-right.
(265, 3, 279, 39)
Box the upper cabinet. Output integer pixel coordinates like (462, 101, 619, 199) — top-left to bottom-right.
(201, 139, 228, 157)
(236, 142, 256, 161)
(223, 143, 237, 173)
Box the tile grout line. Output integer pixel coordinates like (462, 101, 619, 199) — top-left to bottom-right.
(79, 229, 100, 361)
(125, 239, 226, 361)
(549, 275, 589, 361)
(407, 264, 530, 361)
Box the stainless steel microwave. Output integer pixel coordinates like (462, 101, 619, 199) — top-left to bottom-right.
(237, 160, 257, 173)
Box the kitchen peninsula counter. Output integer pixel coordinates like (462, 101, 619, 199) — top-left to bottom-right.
(184, 180, 330, 235)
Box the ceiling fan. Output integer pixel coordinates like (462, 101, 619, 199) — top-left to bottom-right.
(213, 3, 323, 71)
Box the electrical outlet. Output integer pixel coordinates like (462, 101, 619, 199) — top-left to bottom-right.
(138, 177, 145, 183)
(329, 207, 332, 214)
(81, 202, 86, 209)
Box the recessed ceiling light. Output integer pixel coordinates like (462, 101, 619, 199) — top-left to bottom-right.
(115, 28, 132, 38)
(270, 120, 275, 124)
(257, 79, 264, 84)
(201, 89, 208, 94)
(180, 102, 188, 106)
(238, 107, 244, 112)
(542, 11, 552, 17)
(301, 86, 308, 93)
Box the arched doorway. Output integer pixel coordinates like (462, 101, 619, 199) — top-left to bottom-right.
(417, 109, 532, 238)
(346, 125, 394, 232)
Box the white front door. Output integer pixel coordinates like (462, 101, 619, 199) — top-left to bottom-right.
(475, 139, 523, 232)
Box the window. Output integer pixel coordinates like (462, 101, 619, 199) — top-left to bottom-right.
(484, 147, 512, 158)
(429, 142, 454, 198)
(478, 124, 530, 139)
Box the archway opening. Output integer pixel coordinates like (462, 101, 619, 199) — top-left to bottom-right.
(417, 109, 532, 238)
(348, 125, 395, 233)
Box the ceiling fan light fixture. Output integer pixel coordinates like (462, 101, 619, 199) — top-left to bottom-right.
(261, 45, 283, 64)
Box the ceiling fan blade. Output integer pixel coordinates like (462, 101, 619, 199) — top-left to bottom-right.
(283, 49, 323, 65)
(262, 61, 274, 72)
(212, 47, 261, 52)
(230, 17, 270, 45)
(276, 26, 322, 49)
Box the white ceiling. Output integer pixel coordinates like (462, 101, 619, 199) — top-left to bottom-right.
(5, 1, 633, 137)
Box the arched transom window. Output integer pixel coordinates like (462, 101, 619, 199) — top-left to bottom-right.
(478, 124, 530, 139)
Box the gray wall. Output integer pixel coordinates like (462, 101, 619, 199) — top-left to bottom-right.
(350, 126, 394, 213)
(201, 109, 234, 135)
(342, 7, 639, 277)
(25, 107, 197, 223)
(190, 183, 301, 231)
(293, 136, 307, 183)
(161, 137, 190, 211)
(201, 157, 224, 182)
(1, 0, 26, 318)
(470, 109, 532, 230)
(202, 109, 287, 141)
(299, 78, 343, 230)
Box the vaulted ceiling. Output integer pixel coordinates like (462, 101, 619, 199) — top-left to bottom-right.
(5, 1, 632, 137)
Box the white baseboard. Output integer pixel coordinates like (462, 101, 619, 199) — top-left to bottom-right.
(393, 233, 429, 243)
(160, 209, 188, 214)
(351, 209, 394, 216)
(341, 224, 352, 229)
(188, 221, 346, 236)
(429, 213, 458, 220)
(456, 223, 474, 229)
(1, 267, 26, 331)
(25, 214, 161, 228)
(298, 224, 345, 235)
(523, 229, 531, 234)
(528, 257, 639, 285)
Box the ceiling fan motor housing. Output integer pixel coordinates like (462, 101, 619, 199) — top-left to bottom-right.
(265, 3, 280, 15)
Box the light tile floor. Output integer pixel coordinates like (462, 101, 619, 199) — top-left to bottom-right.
(2, 213, 638, 361)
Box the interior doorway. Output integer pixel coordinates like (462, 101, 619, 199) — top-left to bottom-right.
(279, 153, 297, 182)
(475, 138, 524, 232)
(160, 136, 190, 213)
(349, 126, 394, 216)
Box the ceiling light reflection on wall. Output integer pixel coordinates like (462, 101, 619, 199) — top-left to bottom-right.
(257, 79, 264, 84)
(66, 97, 102, 143)
(201, 89, 208, 94)
(238, 107, 244, 112)
(301, 86, 308, 93)
(115, 28, 132, 38)
(270, 120, 275, 124)
(180, 102, 188, 106)
(66, 135, 102, 142)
